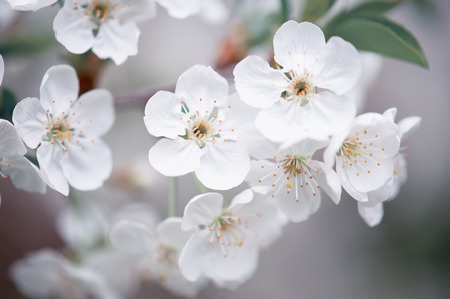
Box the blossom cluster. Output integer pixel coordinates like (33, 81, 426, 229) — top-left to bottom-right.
(0, 1, 424, 298)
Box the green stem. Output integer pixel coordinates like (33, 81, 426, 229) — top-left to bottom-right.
(192, 174, 209, 194)
(280, 0, 290, 23)
(168, 177, 178, 217)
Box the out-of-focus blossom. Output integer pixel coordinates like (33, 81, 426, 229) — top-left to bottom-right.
(179, 189, 285, 287)
(0, 120, 46, 198)
(246, 137, 341, 222)
(13, 65, 114, 196)
(234, 21, 360, 142)
(157, 0, 228, 24)
(324, 108, 401, 205)
(10, 249, 119, 299)
(6, 0, 56, 11)
(144, 65, 250, 190)
(53, 0, 156, 65)
(0, 1, 16, 30)
(357, 110, 421, 227)
(110, 217, 207, 297)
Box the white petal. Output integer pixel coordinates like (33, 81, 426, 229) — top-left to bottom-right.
(181, 192, 223, 231)
(273, 21, 326, 72)
(382, 107, 397, 122)
(280, 135, 329, 156)
(175, 65, 228, 112)
(7, 0, 57, 11)
(398, 116, 421, 140)
(157, 217, 195, 250)
(93, 20, 140, 65)
(311, 161, 341, 204)
(61, 138, 112, 191)
(277, 191, 321, 223)
(70, 89, 115, 137)
(149, 138, 203, 177)
(1, 155, 46, 193)
(233, 55, 287, 108)
(0, 54, 3, 86)
(199, 0, 229, 24)
(338, 169, 369, 202)
(196, 142, 250, 190)
(40, 65, 79, 116)
(53, 5, 95, 54)
(157, 0, 201, 19)
(323, 129, 350, 168)
(228, 188, 254, 209)
(314, 36, 361, 94)
(366, 178, 394, 207)
(109, 220, 156, 255)
(117, 0, 156, 22)
(357, 202, 384, 227)
(0, 119, 27, 156)
(255, 100, 306, 143)
(37, 141, 69, 196)
(12, 97, 47, 149)
(306, 92, 356, 136)
(144, 91, 186, 139)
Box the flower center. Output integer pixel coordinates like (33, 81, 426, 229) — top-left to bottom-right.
(208, 212, 248, 257)
(82, 0, 117, 27)
(186, 117, 217, 148)
(282, 72, 315, 105)
(47, 119, 73, 145)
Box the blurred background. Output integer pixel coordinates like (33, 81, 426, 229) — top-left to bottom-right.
(0, 0, 449, 298)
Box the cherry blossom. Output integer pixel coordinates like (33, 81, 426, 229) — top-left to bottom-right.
(6, 0, 56, 11)
(13, 65, 114, 196)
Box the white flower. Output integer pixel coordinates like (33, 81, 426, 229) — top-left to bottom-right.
(144, 65, 250, 190)
(53, 0, 156, 65)
(233, 21, 361, 142)
(246, 136, 341, 222)
(10, 249, 119, 299)
(178, 189, 285, 287)
(13, 65, 114, 196)
(110, 217, 207, 298)
(357, 111, 421, 227)
(0, 1, 16, 30)
(157, 0, 228, 24)
(6, 0, 56, 11)
(0, 120, 47, 197)
(324, 108, 401, 205)
(0, 54, 3, 85)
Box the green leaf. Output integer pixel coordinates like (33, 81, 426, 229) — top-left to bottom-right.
(301, 0, 336, 22)
(0, 88, 17, 122)
(325, 14, 428, 68)
(346, 1, 401, 15)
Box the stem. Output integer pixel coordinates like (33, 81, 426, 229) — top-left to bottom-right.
(57, 0, 65, 7)
(280, 0, 290, 23)
(192, 174, 209, 194)
(168, 177, 178, 217)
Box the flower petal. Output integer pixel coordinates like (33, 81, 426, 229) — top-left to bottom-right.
(195, 142, 250, 190)
(233, 55, 287, 108)
(314, 36, 361, 94)
(40, 65, 79, 116)
(0, 119, 27, 156)
(93, 20, 140, 65)
(310, 160, 341, 204)
(357, 202, 384, 227)
(157, 217, 195, 250)
(398, 116, 421, 140)
(157, 0, 201, 19)
(144, 91, 186, 139)
(1, 155, 46, 193)
(175, 65, 228, 113)
(12, 97, 47, 149)
(277, 191, 321, 223)
(53, 5, 95, 54)
(148, 138, 203, 177)
(70, 89, 115, 137)
(7, 0, 57, 11)
(61, 138, 112, 191)
(273, 21, 326, 72)
(0, 54, 3, 86)
(109, 220, 156, 255)
(181, 192, 223, 231)
(37, 141, 69, 196)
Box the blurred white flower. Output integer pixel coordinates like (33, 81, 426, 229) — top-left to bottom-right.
(0, 1, 16, 30)
(324, 108, 401, 205)
(179, 189, 285, 287)
(246, 136, 341, 222)
(144, 65, 250, 190)
(157, 0, 228, 24)
(6, 0, 56, 11)
(13, 65, 114, 196)
(10, 249, 119, 299)
(0, 120, 46, 197)
(0, 54, 3, 85)
(110, 217, 207, 297)
(357, 111, 421, 227)
(53, 0, 156, 65)
(234, 21, 360, 142)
